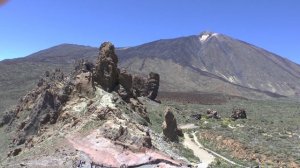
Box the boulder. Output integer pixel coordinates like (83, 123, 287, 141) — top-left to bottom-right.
(162, 107, 182, 142)
(190, 113, 202, 120)
(231, 108, 247, 120)
(0, 111, 15, 127)
(94, 42, 119, 92)
(7, 148, 22, 157)
(206, 109, 221, 119)
(142, 131, 152, 148)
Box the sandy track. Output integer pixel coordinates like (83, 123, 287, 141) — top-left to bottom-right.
(180, 124, 246, 167)
(183, 133, 215, 168)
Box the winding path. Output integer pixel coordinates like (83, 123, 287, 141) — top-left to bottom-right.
(183, 132, 215, 168)
(180, 124, 246, 168)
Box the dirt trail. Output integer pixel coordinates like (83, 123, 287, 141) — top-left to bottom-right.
(192, 132, 245, 167)
(180, 124, 246, 167)
(183, 133, 215, 167)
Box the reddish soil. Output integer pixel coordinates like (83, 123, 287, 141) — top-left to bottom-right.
(67, 130, 182, 167)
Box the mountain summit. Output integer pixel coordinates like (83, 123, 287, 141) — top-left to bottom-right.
(118, 31, 300, 97)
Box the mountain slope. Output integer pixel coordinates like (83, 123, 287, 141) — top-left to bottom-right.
(117, 32, 300, 96)
(1, 32, 300, 112)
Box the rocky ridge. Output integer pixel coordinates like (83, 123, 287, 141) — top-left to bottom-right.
(0, 42, 189, 167)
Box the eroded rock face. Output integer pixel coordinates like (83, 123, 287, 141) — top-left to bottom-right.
(231, 108, 247, 120)
(162, 107, 182, 142)
(14, 89, 65, 145)
(94, 42, 119, 92)
(129, 98, 150, 124)
(0, 69, 74, 146)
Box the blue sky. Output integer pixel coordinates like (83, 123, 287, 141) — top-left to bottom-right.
(0, 0, 299, 63)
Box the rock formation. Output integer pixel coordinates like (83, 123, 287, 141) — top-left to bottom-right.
(162, 107, 182, 142)
(11, 70, 73, 145)
(231, 108, 247, 120)
(94, 42, 119, 92)
(132, 75, 147, 97)
(146, 72, 160, 100)
(131, 73, 160, 100)
(91, 42, 160, 101)
(117, 69, 133, 101)
(73, 60, 95, 98)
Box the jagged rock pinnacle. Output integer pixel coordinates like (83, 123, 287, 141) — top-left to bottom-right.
(94, 42, 119, 92)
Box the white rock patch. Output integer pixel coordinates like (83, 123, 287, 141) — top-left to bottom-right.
(228, 76, 237, 83)
(267, 83, 276, 92)
(199, 34, 210, 42)
(94, 87, 116, 109)
(212, 33, 218, 36)
(72, 101, 88, 114)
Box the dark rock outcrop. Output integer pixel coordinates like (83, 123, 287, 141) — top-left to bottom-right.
(162, 107, 182, 142)
(132, 75, 147, 98)
(231, 108, 247, 120)
(117, 69, 133, 101)
(131, 73, 160, 100)
(94, 42, 119, 92)
(3, 68, 74, 146)
(7, 148, 22, 157)
(146, 72, 160, 100)
(90, 42, 160, 101)
(119, 69, 133, 92)
(14, 89, 65, 145)
(74, 59, 95, 74)
(0, 111, 15, 127)
(190, 113, 202, 120)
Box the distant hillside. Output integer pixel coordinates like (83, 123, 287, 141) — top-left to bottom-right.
(1, 32, 300, 112)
